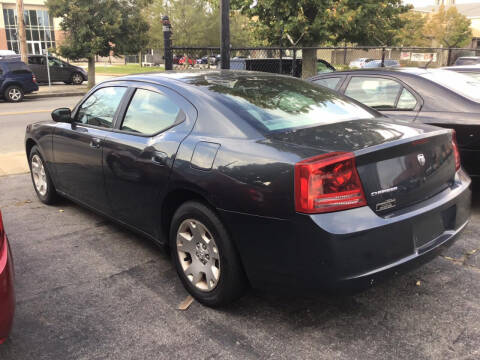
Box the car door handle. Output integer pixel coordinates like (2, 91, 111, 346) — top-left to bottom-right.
(151, 151, 168, 165)
(89, 138, 102, 149)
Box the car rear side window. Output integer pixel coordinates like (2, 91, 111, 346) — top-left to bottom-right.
(345, 77, 417, 110)
(5, 61, 31, 74)
(76, 87, 127, 128)
(345, 77, 402, 109)
(121, 89, 182, 134)
(312, 77, 342, 90)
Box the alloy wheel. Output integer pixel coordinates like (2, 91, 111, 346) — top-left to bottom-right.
(31, 154, 47, 196)
(8, 88, 21, 101)
(72, 74, 83, 85)
(176, 219, 221, 291)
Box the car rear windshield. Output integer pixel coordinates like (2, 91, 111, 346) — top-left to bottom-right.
(420, 70, 480, 102)
(196, 75, 376, 132)
(4, 61, 31, 74)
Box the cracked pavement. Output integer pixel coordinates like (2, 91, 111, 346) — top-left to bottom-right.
(0, 174, 479, 360)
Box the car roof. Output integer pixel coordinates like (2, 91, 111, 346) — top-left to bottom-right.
(457, 56, 480, 59)
(311, 67, 429, 76)
(106, 69, 295, 87)
(443, 65, 480, 70)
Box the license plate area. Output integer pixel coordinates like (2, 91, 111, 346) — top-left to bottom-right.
(413, 214, 445, 249)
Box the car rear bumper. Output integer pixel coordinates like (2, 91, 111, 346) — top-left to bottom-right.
(0, 234, 15, 343)
(220, 169, 471, 292)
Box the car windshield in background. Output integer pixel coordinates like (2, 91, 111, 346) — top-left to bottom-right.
(192, 75, 376, 132)
(420, 70, 480, 102)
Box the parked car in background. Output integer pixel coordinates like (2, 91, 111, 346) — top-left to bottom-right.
(308, 68, 480, 177)
(209, 54, 221, 65)
(349, 58, 374, 68)
(178, 56, 196, 66)
(443, 65, 480, 80)
(0, 210, 15, 344)
(454, 56, 480, 66)
(363, 59, 400, 68)
(0, 60, 38, 102)
(0, 50, 20, 61)
(28, 55, 87, 85)
(25, 71, 470, 307)
(196, 56, 209, 65)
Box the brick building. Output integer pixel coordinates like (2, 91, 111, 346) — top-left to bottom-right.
(0, 0, 65, 55)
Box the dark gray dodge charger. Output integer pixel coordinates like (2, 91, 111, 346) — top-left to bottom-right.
(25, 71, 471, 307)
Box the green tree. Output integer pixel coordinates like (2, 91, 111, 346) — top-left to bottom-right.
(231, 0, 335, 78)
(232, 0, 410, 78)
(47, 0, 151, 88)
(424, 5, 472, 48)
(147, 0, 255, 51)
(395, 11, 429, 47)
(329, 0, 411, 46)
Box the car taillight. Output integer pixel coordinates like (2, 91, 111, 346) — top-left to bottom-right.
(0, 210, 4, 257)
(32, 74, 37, 83)
(452, 131, 461, 171)
(295, 152, 367, 214)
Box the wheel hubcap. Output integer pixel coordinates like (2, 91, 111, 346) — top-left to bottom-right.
(73, 74, 82, 84)
(31, 154, 47, 196)
(8, 88, 21, 101)
(176, 219, 220, 292)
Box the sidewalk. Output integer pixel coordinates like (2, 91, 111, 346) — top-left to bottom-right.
(26, 84, 88, 99)
(0, 152, 28, 176)
(25, 75, 117, 99)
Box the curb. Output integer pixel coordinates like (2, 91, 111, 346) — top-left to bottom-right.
(26, 91, 88, 99)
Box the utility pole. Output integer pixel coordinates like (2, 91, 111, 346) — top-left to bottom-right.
(220, 0, 230, 69)
(16, 0, 28, 62)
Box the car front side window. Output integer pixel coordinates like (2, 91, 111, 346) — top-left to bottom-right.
(76, 87, 127, 128)
(120, 88, 182, 134)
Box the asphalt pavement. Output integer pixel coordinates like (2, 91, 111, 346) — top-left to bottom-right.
(0, 174, 479, 360)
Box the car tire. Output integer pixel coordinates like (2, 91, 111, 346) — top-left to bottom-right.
(170, 201, 247, 307)
(4, 85, 24, 102)
(29, 145, 58, 205)
(71, 72, 84, 85)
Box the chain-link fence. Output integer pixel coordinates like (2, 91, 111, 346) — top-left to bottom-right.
(166, 46, 480, 76)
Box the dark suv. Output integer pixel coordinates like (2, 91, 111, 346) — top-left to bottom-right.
(0, 60, 38, 102)
(28, 55, 87, 85)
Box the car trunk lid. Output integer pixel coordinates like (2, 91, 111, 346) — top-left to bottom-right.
(267, 118, 456, 214)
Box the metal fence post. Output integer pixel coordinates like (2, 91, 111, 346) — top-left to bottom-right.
(279, 48, 283, 75)
(162, 15, 173, 71)
(291, 48, 297, 77)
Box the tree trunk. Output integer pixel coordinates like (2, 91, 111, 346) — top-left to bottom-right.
(16, 0, 28, 63)
(87, 56, 96, 89)
(301, 48, 317, 79)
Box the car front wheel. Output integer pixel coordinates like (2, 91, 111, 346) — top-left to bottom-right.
(71, 73, 84, 85)
(170, 201, 247, 307)
(4, 85, 24, 102)
(29, 146, 57, 204)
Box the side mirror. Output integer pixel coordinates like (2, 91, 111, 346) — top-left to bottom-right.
(51, 108, 72, 123)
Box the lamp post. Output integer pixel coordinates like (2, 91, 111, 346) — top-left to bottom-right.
(220, 0, 230, 69)
(162, 15, 172, 71)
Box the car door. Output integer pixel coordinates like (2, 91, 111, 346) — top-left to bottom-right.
(52, 85, 129, 214)
(102, 83, 197, 236)
(27, 56, 45, 82)
(342, 75, 422, 121)
(48, 57, 70, 82)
